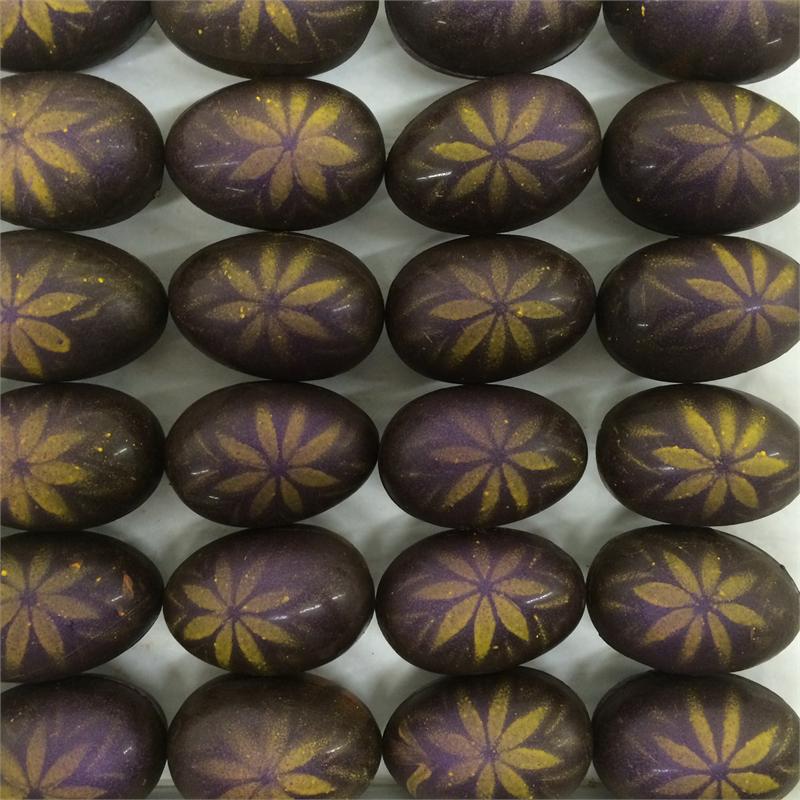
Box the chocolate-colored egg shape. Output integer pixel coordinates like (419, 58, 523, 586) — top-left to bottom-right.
(383, 667, 592, 798)
(166, 381, 378, 527)
(165, 525, 373, 675)
(0, 383, 164, 531)
(386, 75, 601, 235)
(601, 81, 800, 235)
(1, 0, 152, 72)
(597, 236, 800, 383)
(166, 78, 384, 231)
(377, 528, 585, 675)
(603, 1, 800, 84)
(169, 231, 383, 381)
(168, 673, 381, 799)
(386, 235, 595, 383)
(1, 229, 168, 383)
(379, 386, 587, 528)
(0, 72, 164, 231)
(1, 531, 163, 683)
(1, 675, 167, 799)
(154, 1, 377, 78)
(596, 384, 799, 526)
(593, 671, 800, 799)
(386, 0, 600, 78)
(587, 525, 800, 675)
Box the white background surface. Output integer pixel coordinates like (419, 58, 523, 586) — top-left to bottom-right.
(1, 4, 799, 798)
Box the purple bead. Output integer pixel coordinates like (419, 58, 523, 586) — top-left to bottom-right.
(383, 667, 592, 799)
(377, 528, 585, 675)
(600, 81, 800, 235)
(386, 75, 600, 235)
(596, 384, 799, 526)
(593, 671, 800, 799)
(596, 235, 800, 382)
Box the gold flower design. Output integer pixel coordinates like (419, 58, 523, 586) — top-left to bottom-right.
(1, 405, 86, 525)
(651, 401, 790, 517)
(1, 254, 87, 378)
(430, 254, 564, 369)
(667, 87, 798, 203)
(394, 720, 433, 797)
(431, 685, 561, 798)
(431, 88, 568, 213)
(0, 0, 91, 49)
(633, 550, 764, 665)
(433, 407, 559, 523)
(223, 89, 357, 209)
(652, 692, 780, 797)
(1, 552, 97, 676)
(203, 0, 299, 46)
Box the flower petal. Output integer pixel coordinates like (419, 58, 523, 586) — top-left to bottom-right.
(231, 146, 283, 181)
(415, 581, 477, 601)
(716, 603, 766, 628)
(265, 0, 298, 43)
(711, 243, 752, 295)
(268, 151, 294, 209)
(634, 582, 694, 609)
(735, 452, 789, 477)
(287, 467, 337, 488)
(708, 612, 733, 664)
(215, 471, 265, 494)
(432, 595, 479, 649)
(507, 94, 545, 146)
(727, 474, 758, 508)
(501, 464, 528, 511)
(451, 162, 492, 199)
(673, 147, 728, 183)
(727, 772, 780, 795)
(685, 278, 743, 307)
(430, 299, 492, 321)
(683, 405, 722, 458)
(729, 727, 778, 770)
(508, 451, 556, 471)
(458, 103, 495, 147)
(432, 141, 490, 162)
(443, 464, 491, 508)
(664, 473, 715, 502)
(668, 124, 730, 145)
(473, 597, 496, 661)
(740, 149, 771, 196)
(763, 264, 797, 302)
(654, 734, 709, 771)
(501, 747, 561, 770)
(497, 707, 547, 751)
(291, 422, 340, 465)
(748, 136, 798, 158)
(493, 595, 529, 642)
(653, 446, 714, 470)
(282, 279, 341, 307)
(280, 774, 335, 797)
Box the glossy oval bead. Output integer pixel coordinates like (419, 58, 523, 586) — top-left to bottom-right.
(1, 531, 163, 683)
(386, 75, 601, 235)
(603, 1, 800, 84)
(0, 384, 164, 531)
(383, 668, 592, 799)
(593, 671, 800, 799)
(169, 231, 383, 381)
(1, 229, 168, 383)
(166, 381, 378, 527)
(596, 236, 800, 382)
(386, 235, 595, 383)
(1, 675, 167, 799)
(587, 525, 800, 674)
(601, 81, 800, 235)
(377, 528, 585, 675)
(596, 384, 799, 526)
(1, 0, 152, 72)
(154, 1, 377, 78)
(168, 673, 381, 799)
(165, 525, 374, 675)
(166, 78, 384, 231)
(0, 72, 164, 230)
(386, 0, 600, 78)
(379, 386, 587, 528)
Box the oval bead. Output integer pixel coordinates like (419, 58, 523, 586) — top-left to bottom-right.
(0, 383, 164, 531)
(386, 75, 601, 234)
(1, 531, 163, 683)
(593, 671, 800, 799)
(386, 0, 600, 78)
(386, 235, 595, 383)
(596, 384, 799, 526)
(383, 668, 592, 799)
(166, 381, 378, 527)
(1, 1, 152, 72)
(169, 231, 383, 381)
(1, 675, 167, 799)
(165, 525, 374, 675)
(0, 72, 164, 230)
(600, 81, 800, 235)
(379, 385, 587, 528)
(603, 1, 800, 84)
(166, 78, 384, 231)
(168, 673, 381, 799)
(587, 525, 800, 674)
(596, 236, 800, 382)
(377, 528, 585, 674)
(154, 1, 377, 78)
(1, 229, 168, 383)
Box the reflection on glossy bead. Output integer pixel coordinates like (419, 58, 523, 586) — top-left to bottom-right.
(1, 675, 167, 799)
(0, 384, 164, 532)
(587, 525, 800, 675)
(383, 668, 592, 799)
(593, 671, 800, 799)
(596, 384, 799, 526)
(168, 673, 381, 799)
(600, 81, 800, 235)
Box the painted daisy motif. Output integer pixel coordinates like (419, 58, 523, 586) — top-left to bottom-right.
(204, 0, 299, 46)
(0, 0, 91, 49)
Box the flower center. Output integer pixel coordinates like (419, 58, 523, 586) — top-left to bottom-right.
(0, 303, 19, 324)
(709, 763, 729, 782)
(493, 300, 509, 315)
(20, 587, 38, 605)
(12, 457, 30, 476)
